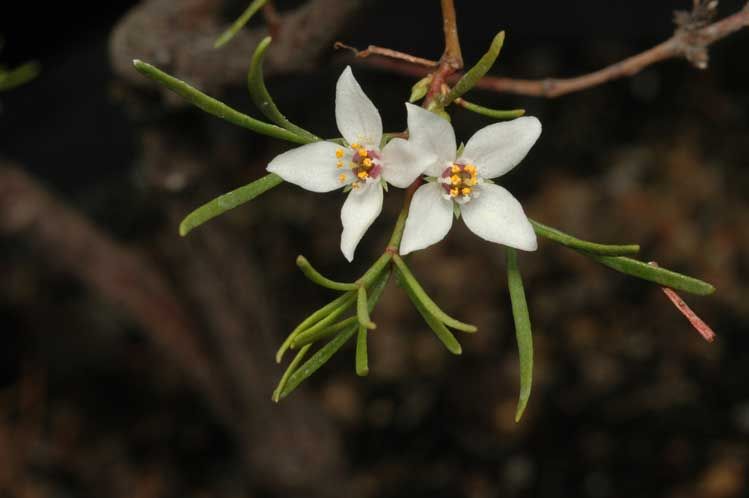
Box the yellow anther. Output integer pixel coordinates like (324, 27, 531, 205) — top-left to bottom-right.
(336, 161, 344, 168)
(351, 182, 361, 189)
(449, 187, 459, 197)
(335, 149, 344, 158)
(450, 175, 461, 186)
(461, 187, 472, 196)
(357, 171, 369, 179)
(358, 148, 368, 158)
(363, 157, 373, 167)
(451, 164, 461, 173)
(338, 173, 347, 183)
(464, 164, 477, 173)
(350, 143, 361, 149)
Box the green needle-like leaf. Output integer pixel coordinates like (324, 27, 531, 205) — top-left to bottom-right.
(589, 255, 716, 296)
(289, 293, 357, 346)
(133, 60, 312, 144)
(355, 325, 369, 376)
(292, 316, 357, 348)
(357, 286, 376, 330)
(530, 219, 640, 256)
(506, 248, 533, 423)
(278, 270, 391, 399)
(396, 266, 462, 355)
(392, 255, 477, 333)
(279, 325, 357, 399)
(214, 0, 269, 48)
(248, 37, 321, 141)
(180, 173, 283, 236)
(276, 290, 356, 363)
(296, 255, 357, 291)
(271, 344, 310, 402)
(454, 98, 524, 120)
(443, 31, 505, 106)
(0, 61, 40, 91)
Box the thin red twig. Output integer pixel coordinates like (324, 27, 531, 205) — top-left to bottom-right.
(334, 42, 438, 68)
(649, 262, 717, 342)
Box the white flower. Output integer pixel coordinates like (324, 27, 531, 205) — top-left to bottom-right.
(267, 67, 435, 262)
(399, 103, 541, 255)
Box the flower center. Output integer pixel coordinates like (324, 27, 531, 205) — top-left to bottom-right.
(438, 161, 481, 204)
(335, 143, 382, 190)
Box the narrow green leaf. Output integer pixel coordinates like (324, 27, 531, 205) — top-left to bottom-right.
(443, 31, 505, 106)
(248, 37, 321, 141)
(296, 255, 357, 291)
(355, 325, 369, 376)
(179, 173, 282, 236)
(409, 75, 432, 103)
(278, 270, 391, 399)
(356, 286, 376, 330)
(392, 255, 477, 333)
(293, 269, 391, 348)
(214, 0, 269, 48)
(589, 255, 716, 296)
(133, 60, 312, 144)
(279, 325, 357, 399)
(289, 292, 357, 346)
(454, 98, 524, 120)
(292, 316, 357, 348)
(0, 61, 40, 91)
(506, 248, 533, 423)
(530, 219, 640, 256)
(276, 290, 356, 363)
(396, 266, 462, 355)
(271, 344, 310, 402)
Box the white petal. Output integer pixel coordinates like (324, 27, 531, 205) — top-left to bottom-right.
(267, 141, 344, 192)
(335, 66, 382, 148)
(461, 183, 537, 251)
(405, 103, 456, 175)
(462, 116, 541, 179)
(340, 183, 383, 262)
(380, 138, 436, 188)
(399, 183, 454, 255)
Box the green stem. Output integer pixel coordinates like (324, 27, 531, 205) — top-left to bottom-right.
(530, 219, 640, 256)
(133, 60, 313, 145)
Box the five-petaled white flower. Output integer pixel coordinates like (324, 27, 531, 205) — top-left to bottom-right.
(399, 103, 541, 255)
(267, 67, 435, 262)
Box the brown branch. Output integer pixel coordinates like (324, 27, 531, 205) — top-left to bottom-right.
(440, 0, 463, 69)
(334, 42, 438, 68)
(345, 2, 749, 99)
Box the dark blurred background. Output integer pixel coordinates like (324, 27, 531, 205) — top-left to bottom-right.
(1, 1, 748, 497)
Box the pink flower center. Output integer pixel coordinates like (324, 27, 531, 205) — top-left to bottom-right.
(335, 143, 382, 190)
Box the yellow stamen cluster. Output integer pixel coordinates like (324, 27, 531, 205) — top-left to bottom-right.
(335, 143, 379, 186)
(445, 163, 479, 198)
